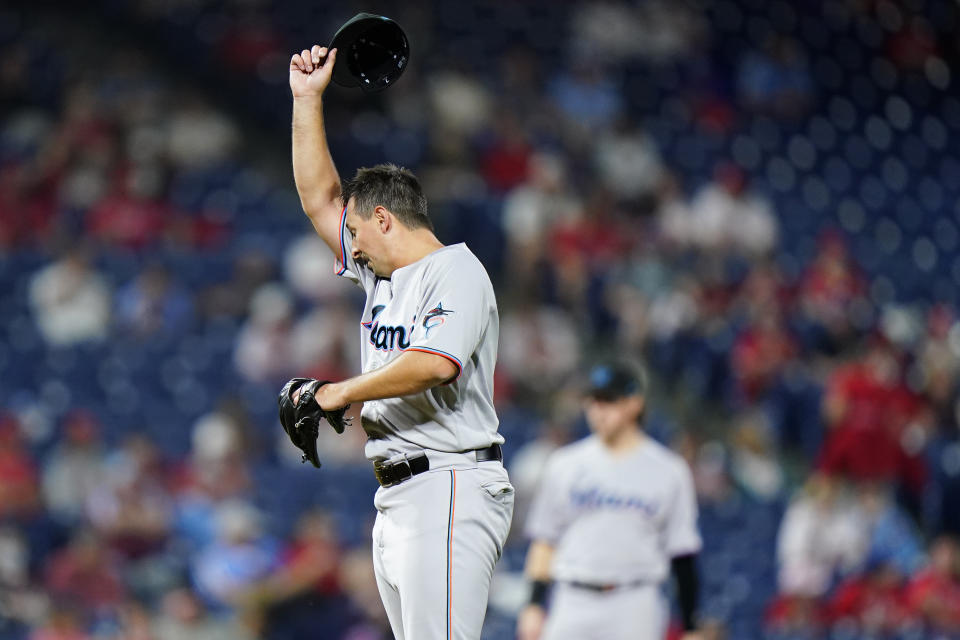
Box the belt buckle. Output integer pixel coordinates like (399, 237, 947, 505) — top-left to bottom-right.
(374, 455, 413, 488)
(373, 460, 390, 486)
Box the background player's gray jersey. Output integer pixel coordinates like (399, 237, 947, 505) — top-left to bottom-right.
(334, 209, 503, 461)
(526, 435, 702, 584)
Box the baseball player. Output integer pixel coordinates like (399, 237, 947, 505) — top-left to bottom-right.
(517, 361, 703, 640)
(286, 45, 514, 640)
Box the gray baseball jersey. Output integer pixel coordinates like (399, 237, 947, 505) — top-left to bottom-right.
(526, 435, 701, 584)
(334, 207, 503, 461)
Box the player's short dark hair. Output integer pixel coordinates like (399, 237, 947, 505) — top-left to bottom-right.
(341, 164, 433, 232)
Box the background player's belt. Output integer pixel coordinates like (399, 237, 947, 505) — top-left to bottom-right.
(567, 579, 650, 593)
(373, 444, 502, 487)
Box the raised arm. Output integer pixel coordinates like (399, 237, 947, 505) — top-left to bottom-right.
(290, 45, 343, 255)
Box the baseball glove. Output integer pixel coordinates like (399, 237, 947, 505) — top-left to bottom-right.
(277, 377, 351, 468)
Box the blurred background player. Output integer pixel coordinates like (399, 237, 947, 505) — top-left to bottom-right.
(517, 361, 702, 640)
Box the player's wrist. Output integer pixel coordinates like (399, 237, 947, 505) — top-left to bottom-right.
(322, 381, 349, 410)
(528, 579, 551, 607)
(293, 93, 325, 103)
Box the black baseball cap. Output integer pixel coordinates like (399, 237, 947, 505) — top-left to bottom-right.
(586, 361, 645, 401)
(329, 13, 409, 93)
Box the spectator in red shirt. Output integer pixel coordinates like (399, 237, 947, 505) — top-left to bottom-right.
(886, 16, 939, 71)
(85, 436, 173, 560)
(0, 161, 60, 248)
(86, 165, 168, 249)
(44, 528, 126, 613)
(731, 306, 797, 403)
(242, 509, 346, 638)
(214, 8, 283, 74)
(0, 414, 41, 521)
(825, 560, 911, 635)
(256, 509, 342, 604)
(798, 231, 867, 355)
(905, 536, 960, 633)
(820, 337, 927, 492)
(548, 189, 634, 270)
(480, 111, 532, 193)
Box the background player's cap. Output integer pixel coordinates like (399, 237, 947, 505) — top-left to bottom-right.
(329, 13, 409, 94)
(586, 361, 646, 401)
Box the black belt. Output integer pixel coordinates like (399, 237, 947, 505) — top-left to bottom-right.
(567, 579, 649, 593)
(373, 443, 502, 488)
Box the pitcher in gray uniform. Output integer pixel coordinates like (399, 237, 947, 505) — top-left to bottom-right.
(518, 361, 703, 640)
(288, 45, 514, 639)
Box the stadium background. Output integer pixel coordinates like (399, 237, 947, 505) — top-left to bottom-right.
(2, 0, 960, 638)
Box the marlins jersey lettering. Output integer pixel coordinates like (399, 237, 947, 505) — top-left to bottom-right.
(334, 207, 503, 461)
(526, 436, 701, 584)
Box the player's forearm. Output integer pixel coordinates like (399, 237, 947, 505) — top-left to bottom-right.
(332, 351, 457, 406)
(292, 95, 341, 216)
(523, 540, 554, 617)
(523, 541, 555, 581)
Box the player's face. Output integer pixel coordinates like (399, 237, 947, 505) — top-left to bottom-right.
(585, 395, 644, 442)
(345, 199, 386, 276)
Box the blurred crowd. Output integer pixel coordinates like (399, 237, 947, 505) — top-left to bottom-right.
(2, 0, 960, 639)
(0, 408, 388, 640)
(766, 475, 960, 637)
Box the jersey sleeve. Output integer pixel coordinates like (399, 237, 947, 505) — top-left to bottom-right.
(664, 460, 703, 557)
(523, 454, 571, 544)
(333, 206, 376, 293)
(405, 257, 489, 380)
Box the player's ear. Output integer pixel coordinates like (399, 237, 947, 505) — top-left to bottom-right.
(375, 206, 391, 233)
